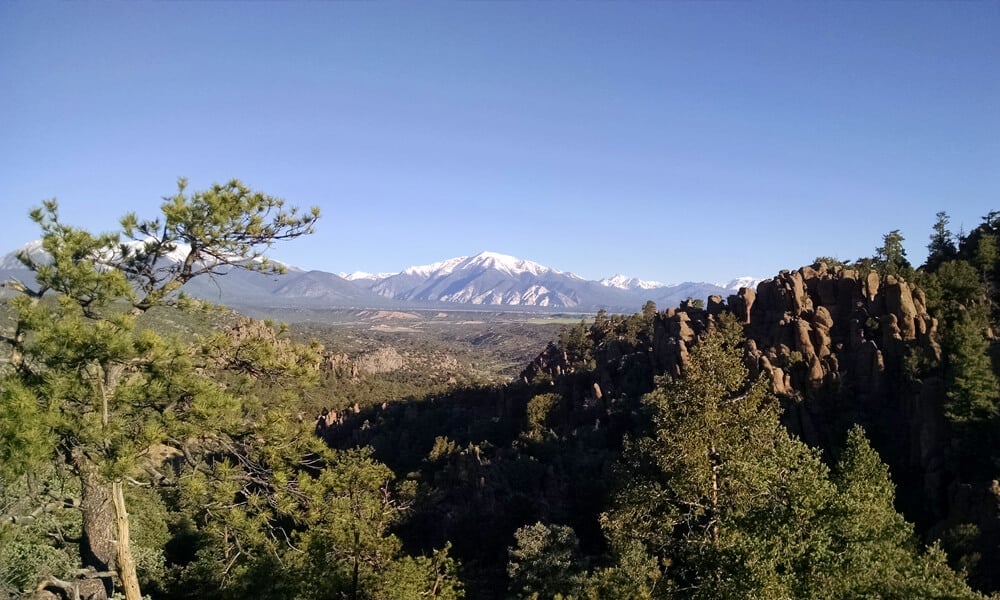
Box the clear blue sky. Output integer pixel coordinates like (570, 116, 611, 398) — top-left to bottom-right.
(1, 1, 998, 284)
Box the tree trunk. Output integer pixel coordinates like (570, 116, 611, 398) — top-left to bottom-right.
(112, 481, 143, 600)
(72, 449, 116, 578)
(351, 529, 360, 600)
(709, 441, 720, 545)
(72, 450, 143, 600)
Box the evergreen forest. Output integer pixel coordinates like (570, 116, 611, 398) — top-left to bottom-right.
(3, 185, 1000, 600)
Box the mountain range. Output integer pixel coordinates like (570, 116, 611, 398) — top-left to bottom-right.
(0, 243, 761, 315)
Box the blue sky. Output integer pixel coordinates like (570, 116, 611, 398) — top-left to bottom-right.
(1, 1, 997, 284)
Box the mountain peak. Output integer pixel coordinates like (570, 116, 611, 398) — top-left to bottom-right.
(401, 256, 469, 277)
(2, 240, 764, 311)
(462, 251, 553, 277)
(599, 274, 665, 291)
(0, 240, 47, 269)
(399, 251, 556, 279)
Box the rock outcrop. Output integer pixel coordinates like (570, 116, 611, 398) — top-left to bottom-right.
(523, 262, 955, 530)
(355, 346, 405, 375)
(727, 265, 952, 523)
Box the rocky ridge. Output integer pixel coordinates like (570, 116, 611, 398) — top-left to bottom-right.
(522, 261, 998, 556)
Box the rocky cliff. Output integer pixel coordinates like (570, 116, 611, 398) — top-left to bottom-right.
(522, 261, 1000, 574)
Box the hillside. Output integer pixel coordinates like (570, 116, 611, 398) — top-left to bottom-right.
(317, 215, 1000, 597)
(4, 206, 999, 600)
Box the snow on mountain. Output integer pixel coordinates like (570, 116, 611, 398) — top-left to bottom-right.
(599, 274, 666, 291)
(3, 238, 296, 273)
(436, 283, 578, 307)
(2, 240, 765, 313)
(459, 251, 554, 277)
(127, 239, 192, 264)
(0, 240, 47, 269)
(719, 276, 764, 292)
(368, 251, 593, 308)
(340, 271, 394, 281)
(401, 256, 468, 278)
(400, 251, 555, 279)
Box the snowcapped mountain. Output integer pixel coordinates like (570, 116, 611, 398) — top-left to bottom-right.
(2, 239, 297, 273)
(0, 240, 48, 269)
(599, 274, 666, 291)
(369, 251, 597, 308)
(1, 242, 762, 314)
(0, 239, 317, 307)
(400, 252, 557, 279)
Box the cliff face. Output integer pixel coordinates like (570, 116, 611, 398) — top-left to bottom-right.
(742, 266, 1000, 591)
(738, 264, 949, 522)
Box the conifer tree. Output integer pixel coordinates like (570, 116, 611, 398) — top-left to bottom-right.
(600, 314, 835, 598)
(820, 426, 982, 599)
(0, 180, 319, 599)
(507, 522, 585, 599)
(874, 229, 914, 278)
(598, 314, 982, 599)
(927, 211, 959, 272)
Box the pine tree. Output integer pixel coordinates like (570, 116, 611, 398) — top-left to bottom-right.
(191, 441, 463, 600)
(598, 314, 983, 599)
(600, 314, 837, 598)
(0, 180, 319, 599)
(942, 310, 998, 426)
(507, 522, 585, 599)
(874, 229, 914, 279)
(819, 426, 982, 599)
(927, 211, 959, 272)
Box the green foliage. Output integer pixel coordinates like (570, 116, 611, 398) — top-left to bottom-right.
(953, 212, 1000, 323)
(641, 300, 658, 321)
(19, 200, 134, 311)
(125, 485, 172, 592)
(507, 522, 585, 599)
(919, 259, 987, 324)
(873, 229, 914, 279)
(598, 319, 981, 599)
(0, 377, 55, 481)
(822, 426, 982, 599)
(558, 321, 595, 370)
(582, 539, 657, 600)
(602, 316, 829, 597)
(526, 393, 562, 438)
(0, 521, 77, 596)
(916, 247, 998, 473)
(0, 181, 321, 598)
(973, 233, 998, 280)
(941, 310, 998, 425)
(938, 523, 983, 578)
(170, 407, 464, 600)
(927, 211, 959, 272)
(119, 178, 320, 310)
(0, 463, 80, 598)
